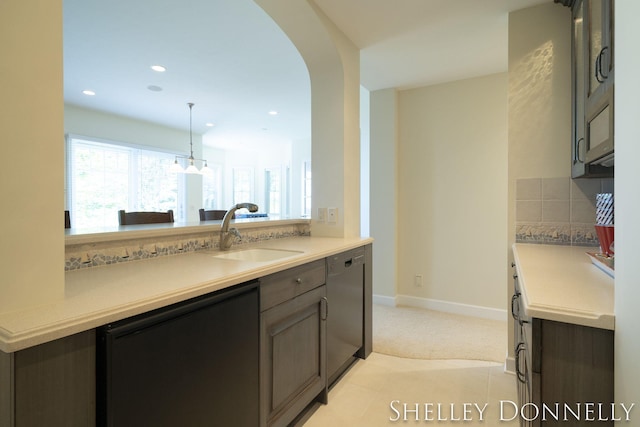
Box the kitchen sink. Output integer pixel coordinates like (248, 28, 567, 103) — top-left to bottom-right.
(212, 248, 303, 262)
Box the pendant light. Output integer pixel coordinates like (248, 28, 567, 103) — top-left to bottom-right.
(169, 103, 212, 175)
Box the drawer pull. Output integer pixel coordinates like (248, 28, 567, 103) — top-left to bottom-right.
(515, 342, 527, 384)
(295, 278, 302, 284)
(511, 293, 520, 321)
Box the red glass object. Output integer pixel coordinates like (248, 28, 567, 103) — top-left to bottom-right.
(594, 225, 614, 257)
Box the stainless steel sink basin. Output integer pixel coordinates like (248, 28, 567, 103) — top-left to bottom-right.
(212, 248, 303, 262)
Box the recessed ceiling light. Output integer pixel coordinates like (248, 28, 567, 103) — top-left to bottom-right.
(151, 65, 166, 72)
(268, 110, 278, 115)
(147, 85, 163, 92)
(206, 123, 215, 127)
(82, 90, 96, 96)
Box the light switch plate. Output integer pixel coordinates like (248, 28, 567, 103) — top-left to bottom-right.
(317, 207, 327, 222)
(327, 207, 338, 223)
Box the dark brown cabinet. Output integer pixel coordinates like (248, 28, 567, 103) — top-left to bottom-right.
(1, 245, 373, 427)
(570, 0, 588, 178)
(568, 0, 614, 178)
(0, 330, 96, 427)
(260, 260, 328, 427)
(512, 265, 614, 427)
(530, 319, 614, 426)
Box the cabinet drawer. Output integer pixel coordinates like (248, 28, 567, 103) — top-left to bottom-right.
(260, 259, 326, 311)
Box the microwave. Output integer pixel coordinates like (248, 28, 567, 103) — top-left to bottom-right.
(585, 88, 614, 167)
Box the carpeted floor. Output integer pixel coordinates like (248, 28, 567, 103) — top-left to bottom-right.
(372, 304, 507, 363)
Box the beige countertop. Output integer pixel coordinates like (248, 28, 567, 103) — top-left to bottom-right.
(513, 243, 614, 330)
(0, 236, 372, 353)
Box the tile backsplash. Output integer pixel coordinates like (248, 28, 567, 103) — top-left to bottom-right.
(515, 177, 613, 246)
(65, 222, 311, 271)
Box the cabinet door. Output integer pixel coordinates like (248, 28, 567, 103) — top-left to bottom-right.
(571, 0, 587, 178)
(261, 285, 327, 427)
(10, 330, 96, 427)
(571, 0, 614, 177)
(532, 319, 614, 426)
(587, 0, 613, 101)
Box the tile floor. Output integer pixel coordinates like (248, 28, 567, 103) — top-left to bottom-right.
(304, 353, 519, 426)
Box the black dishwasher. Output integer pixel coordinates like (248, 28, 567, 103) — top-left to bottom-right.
(326, 247, 365, 385)
(97, 281, 259, 427)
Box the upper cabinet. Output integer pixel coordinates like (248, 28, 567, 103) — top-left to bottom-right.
(568, 0, 615, 178)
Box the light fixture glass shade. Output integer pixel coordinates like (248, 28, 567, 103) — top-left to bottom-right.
(200, 163, 213, 176)
(185, 163, 200, 174)
(169, 159, 183, 173)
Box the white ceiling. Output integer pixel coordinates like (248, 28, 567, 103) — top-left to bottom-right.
(63, 0, 550, 149)
(313, 0, 551, 90)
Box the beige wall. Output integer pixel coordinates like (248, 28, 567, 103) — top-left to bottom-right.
(64, 105, 197, 154)
(507, 2, 572, 241)
(0, 0, 65, 313)
(396, 72, 508, 312)
(0, 0, 359, 315)
(614, 0, 640, 409)
(369, 89, 398, 300)
(256, 0, 361, 238)
(506, 2, 571, 364)
(507, 3, 571, 182)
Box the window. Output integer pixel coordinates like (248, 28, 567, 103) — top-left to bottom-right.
(202, 164, 222, 209)
(232, 167, 253, 204)
(264, 168, 281, 216)
(67, 136, 183, 228)
(302, 161, 312, 218)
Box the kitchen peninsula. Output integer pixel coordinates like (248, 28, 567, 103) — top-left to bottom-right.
(1, 218, 373, 426)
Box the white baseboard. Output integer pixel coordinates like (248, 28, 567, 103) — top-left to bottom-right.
(390, 294, 508, 322)
(372, 294, 396, 307)
(504, 356, 516, 375)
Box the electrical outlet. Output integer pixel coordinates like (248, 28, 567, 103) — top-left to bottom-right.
(327, 207, 338, 224)
(318, 207, 327, 222)
(415, 274, 423, 287)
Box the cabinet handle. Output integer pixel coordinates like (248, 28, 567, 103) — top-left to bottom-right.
(321, 296, 328, 320)
(595, 49, 603, 83)
(515, 342, 527, 384)
(511, 262, 516, 268)
(575, 137, 585, 163)
(295, 277, 302, 284)
(600, 46, 610, 80)
(595, 47, 610, 83)
(513, 273, 518, 280)
(512, 293, 529, 326)
(511, 293, 520, 321)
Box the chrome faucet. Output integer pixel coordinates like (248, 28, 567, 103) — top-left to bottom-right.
(220, 203, 259, 250)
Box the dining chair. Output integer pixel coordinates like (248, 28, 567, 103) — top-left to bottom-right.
(118, 210, 174, 225)
(198, 209, 233, 221)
